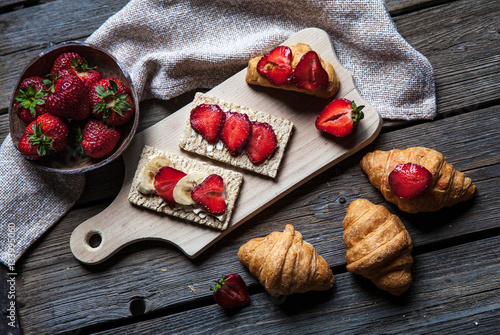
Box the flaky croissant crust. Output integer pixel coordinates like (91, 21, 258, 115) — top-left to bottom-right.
(343, 199, 413, 296)
(245, 43, 340, 98)
(360, 146, 476, 213)
(238, 224, 335, 296)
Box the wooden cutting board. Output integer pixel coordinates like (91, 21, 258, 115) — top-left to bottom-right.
(70, 28, 382, 264)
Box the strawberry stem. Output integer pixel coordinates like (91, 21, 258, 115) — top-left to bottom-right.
(210, 276, 227, 291)
(27, 122, 55, 156)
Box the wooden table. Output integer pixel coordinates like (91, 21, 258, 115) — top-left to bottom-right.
(1, 0, 499, 334)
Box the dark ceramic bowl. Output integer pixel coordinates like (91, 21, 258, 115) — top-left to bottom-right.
(9, 41, 139, 173)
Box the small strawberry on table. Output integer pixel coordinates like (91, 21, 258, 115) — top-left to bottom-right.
(315, 98, 365, 137)
(210, 274, 250, 309)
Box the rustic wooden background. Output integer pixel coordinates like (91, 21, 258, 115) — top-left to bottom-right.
(1, 0, 499, 334)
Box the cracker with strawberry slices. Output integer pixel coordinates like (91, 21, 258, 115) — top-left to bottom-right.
(178, 93, 294, 178)
(128, 145, 243, 230)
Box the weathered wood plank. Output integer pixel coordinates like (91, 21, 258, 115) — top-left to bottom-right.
(88, 235, 500, 335)
(15, 105, 500, 334)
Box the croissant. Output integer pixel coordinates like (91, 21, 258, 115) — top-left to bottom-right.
(343, 199, 413, 296)
(238, 224, 335, 296)
(360, 146, 476, 213)
(245, 43, 339, 99)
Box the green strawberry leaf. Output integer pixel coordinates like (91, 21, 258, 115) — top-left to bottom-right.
(95, 85, 108, 98)
(109, 80, 119, 94)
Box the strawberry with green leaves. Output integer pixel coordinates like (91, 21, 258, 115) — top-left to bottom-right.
(90, 78, 134, 126)
(210, 274, 250, 309)
(14, 77, 49, 124)
(18, 113, 69, 160)
(315, 98, 364, 137)
(51, 52, 102, 89)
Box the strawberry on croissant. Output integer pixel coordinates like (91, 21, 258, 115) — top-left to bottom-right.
(360, 146, 476, 213)
(238, 224, 335, 296)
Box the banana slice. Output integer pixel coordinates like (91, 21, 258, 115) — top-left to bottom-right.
(137, 155, 172, 195)
(173, 171, 209, 205)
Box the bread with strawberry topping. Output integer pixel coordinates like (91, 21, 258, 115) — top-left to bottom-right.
(178, 93, 293, 178)
(128, 145, 243, 230)
(360, 147, 477, 213)
(245, 43, 339, 98)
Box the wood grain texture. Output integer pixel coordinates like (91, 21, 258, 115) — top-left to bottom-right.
(69, 28, 382, 264)
(91, 235, 500, 335)
(15, 106, 500, 334)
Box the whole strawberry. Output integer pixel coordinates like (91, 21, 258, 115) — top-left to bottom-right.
(51, 52, 102, 89)
(315, 98, 364, 137)
(80, 119, 120, 158)
(18, 113, 69, 160)
(44, 74, 90, 121)
(210, 274, 250, 309)
(14, 76, 48, 124)
(90, 78, 134, 126)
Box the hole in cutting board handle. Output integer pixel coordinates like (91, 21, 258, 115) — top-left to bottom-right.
(86, 231, 103, 249)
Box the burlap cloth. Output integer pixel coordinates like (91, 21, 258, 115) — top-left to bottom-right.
(0, 0, 435, 266)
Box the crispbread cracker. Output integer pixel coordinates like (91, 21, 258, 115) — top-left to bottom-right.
(128, 145, 243, 230)
(179, 93, 294, 178)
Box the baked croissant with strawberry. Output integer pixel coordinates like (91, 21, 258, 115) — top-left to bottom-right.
(343, 199, 413, 296)
(238, 224, 335, 296)
(246, 43, 339, 98)
(361, 146, 476, 213)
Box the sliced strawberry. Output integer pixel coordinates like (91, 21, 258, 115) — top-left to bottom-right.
(220, 112, 251, 156)
(191, 174, 226, 215)
(389, 163, 433, 199)
(210, 274, 250, 309)
(190, 104, 225, 144)
(315, 98, 364, 137)
(257, 46, 293, 86)
(154, 166, 186, 205)
(294, 51, 329, 90)
(246, 121, 277, 165)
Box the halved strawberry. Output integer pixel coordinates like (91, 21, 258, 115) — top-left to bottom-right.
(246, 121, 277, 165)
(294, 51, 329, 90)
(315, 98, 364, 137)
(191, 174, 226, 215)
(388, 163, 433, 199)
(257, 46, 293, 86)
(154, 166, 187, 205)
(220, 112, 251, 156)
(190, 104, 226, 144)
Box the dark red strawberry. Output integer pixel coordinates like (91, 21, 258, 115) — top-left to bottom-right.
(154, 166, 186, 205)
(52, 52, 102, 89)
(18, 113, 69, 160)
(51, 52, 85, 74)
(14, 76, 48, 124)
(44, 74, 90, 120)
(246, 121, 277, 165)
(90, 78, 134, 126)
(191, 174, 226, 215)
(210, 274, 250, 309)
(257, 46, 293, 86)
(190, 104, 226, 144)
(315, 98, 364, 137)
(80, 119, 120, 158)
(389, 163, 433, 199)
(220, 112, 251, 156)
(294, 51, 329, 90)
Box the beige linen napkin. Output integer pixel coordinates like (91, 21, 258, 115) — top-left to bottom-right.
(87, 0, 436, 120)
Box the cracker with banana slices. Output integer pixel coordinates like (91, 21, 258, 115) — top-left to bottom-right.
(178, 92, 294, 178)
(128, 145, 243, 230)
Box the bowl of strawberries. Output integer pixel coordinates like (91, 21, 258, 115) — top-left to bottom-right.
(8, 41, 139, 173)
